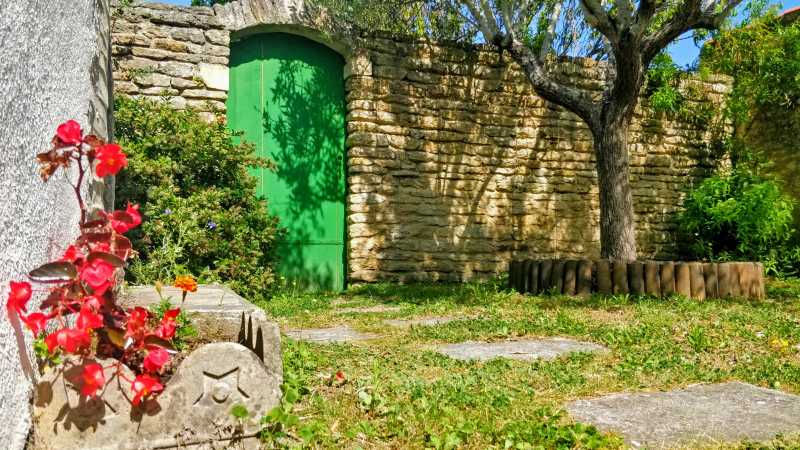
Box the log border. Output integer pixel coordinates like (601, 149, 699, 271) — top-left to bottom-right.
(508, 259, 766, 300)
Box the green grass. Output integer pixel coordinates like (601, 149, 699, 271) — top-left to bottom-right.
(254, 278, 800, 449)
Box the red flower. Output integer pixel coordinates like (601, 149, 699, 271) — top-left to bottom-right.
(20, 312, 49, 336)
(45, 328, 91, 354)
(126, 203, 142, 229)
(84, 295, 105, 310)
(6, 281, 32, 314)
(125, 307, 150, 339)
(80, 259, 116, 296)
(143, 347, 170, 374)
(105, 203, 142, 234)
(81, 363, 106, 398)
(56, 120, 82, 146)
(154, 308, 180, 339)
(76, 304, 104, 330)
(95, 144, 128, 177)
(61, 245, 85, 263)
(131, 374, 163, 406)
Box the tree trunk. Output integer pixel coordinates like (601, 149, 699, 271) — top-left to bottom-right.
(592, 118, 638, 260)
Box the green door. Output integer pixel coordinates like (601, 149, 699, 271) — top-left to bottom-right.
(228, 33, 347, 292)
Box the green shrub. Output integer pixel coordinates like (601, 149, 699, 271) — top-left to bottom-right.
(114, 96, 282, 299)
(678, 159, 799, 276)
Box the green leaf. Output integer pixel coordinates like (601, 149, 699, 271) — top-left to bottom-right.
(230, 404, 249, 419)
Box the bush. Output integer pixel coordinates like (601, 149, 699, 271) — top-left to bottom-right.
(114, 96, 282, 299)
(678, 158, 800, 276)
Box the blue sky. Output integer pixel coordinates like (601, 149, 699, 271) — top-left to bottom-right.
(153, 0, 800, 67)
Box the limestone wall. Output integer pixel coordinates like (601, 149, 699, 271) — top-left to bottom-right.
(111, 2, 231, 121)
(0, 1, 112, 449)
(111, 1, 729, 283)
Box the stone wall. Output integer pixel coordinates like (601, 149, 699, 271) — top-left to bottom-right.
(111, 1, 729, 283)
(0, 1, 112, 449)
(111, 2, 231, 121)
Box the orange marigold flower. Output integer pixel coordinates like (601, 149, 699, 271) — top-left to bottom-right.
(173, 275, 197, 293)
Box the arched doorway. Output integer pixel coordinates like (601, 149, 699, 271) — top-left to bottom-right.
(228, 33, 347, 292)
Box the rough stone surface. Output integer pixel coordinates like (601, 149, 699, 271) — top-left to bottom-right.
(566, 382, 800, 449)
(438, 338, 607, 362)
(33, 343, 280, 450)
(384, 316, 459, 328)
(121, 284, 283, 381)
(111, 2, 731, 283)
(112, 1, 230, 114)
(285, 326, 378, 344)
(0, 1, 112, 449)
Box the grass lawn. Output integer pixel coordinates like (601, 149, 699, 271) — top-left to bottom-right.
(253, 278, 800, 449)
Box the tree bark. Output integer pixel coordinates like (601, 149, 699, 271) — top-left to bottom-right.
(592, 117, 638, 260)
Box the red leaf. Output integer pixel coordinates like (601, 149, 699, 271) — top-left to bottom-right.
(87, 251, 125, 268)
(29, 261, 78, 283)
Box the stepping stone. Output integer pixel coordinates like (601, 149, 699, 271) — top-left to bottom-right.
(336, 305, 402, 314)
(384, 316, 459, 328)
(437, 338, 607, 362)
(284, 326, 378, 344)
(566, 382, 800, 449)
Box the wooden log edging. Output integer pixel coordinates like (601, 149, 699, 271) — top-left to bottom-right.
(508, 259, 765, 300)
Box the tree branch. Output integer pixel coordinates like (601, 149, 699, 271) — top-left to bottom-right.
(641, 0, 743, 62)
(579, 0, 619, 43)
(508, 40, 597, 126)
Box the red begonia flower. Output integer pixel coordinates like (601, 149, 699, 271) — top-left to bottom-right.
(84, 295, 105, 310)
(125, 307, 150, 339)
(76, 304, 104, 330)
(45, 328, 91, 354)
(143, 347, 170, 374)
(105, 203, 142, 234)
(81, 363, 106, 398)
(126, 203, 142, 229)
(56, 120, 83, 146)
(154, 308, 180, 339)
(20, 312, 49, 336)
(131, 374, 163, 406)
(61, 245, 84, 263)
(80, 259, 116, 296)
(6, 281, 32, 314)
(95, 144, 128, 177)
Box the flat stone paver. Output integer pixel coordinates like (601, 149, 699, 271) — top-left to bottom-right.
(437, 337, 607, 362)
(384, 316, 459, 328)
(284, 326, 378, 344)
(566, 382, 800, 449)
(336, 305, 403, 314)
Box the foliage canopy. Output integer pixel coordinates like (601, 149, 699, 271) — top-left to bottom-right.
(114, 96, 282, 299)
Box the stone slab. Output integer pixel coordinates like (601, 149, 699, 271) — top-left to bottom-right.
(336, 305, 402, 314)
(33, 343, 279, 450)
(284, 326, 378, 344)
(566, 382, 800, 449)
(437, 338, 607, 362)
(121, 284, 264, 321)
(384, 316, 459, 328)
(121, 284, 283, 385)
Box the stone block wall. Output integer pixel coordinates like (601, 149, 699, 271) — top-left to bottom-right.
(111, 1, 231, 121)
(111, 1, 729, 283)
(344, 38, 728, 282)
(0, 1, 113, 448)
